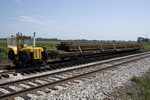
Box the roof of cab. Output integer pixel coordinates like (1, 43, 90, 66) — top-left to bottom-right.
(7, 35, 31, 39)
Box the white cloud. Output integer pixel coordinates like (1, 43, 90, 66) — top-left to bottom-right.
(19, 16, 54, 25)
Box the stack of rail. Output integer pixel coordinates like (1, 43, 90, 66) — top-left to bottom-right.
(48, 42, 142, 59)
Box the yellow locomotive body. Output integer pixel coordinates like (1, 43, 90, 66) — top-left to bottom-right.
(7, 33, 48, 66)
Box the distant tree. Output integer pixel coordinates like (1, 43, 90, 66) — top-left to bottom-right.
(144, 38, 149, 42)
(137, 37, 143, 42)
(0, 38, 7, 40)
(137, 37, 150, 42)
(36, 38, 59, 41)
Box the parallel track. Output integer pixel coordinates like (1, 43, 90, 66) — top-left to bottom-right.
(0, 51, 150, 100)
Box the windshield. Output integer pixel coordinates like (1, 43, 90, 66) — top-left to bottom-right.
(8, 38, 16, 46)
(19, 38, 32, 46)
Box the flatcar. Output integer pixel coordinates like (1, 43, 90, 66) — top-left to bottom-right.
(49, 41, 142, 60)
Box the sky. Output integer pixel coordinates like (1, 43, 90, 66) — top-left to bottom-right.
(0, 0, 150, 41)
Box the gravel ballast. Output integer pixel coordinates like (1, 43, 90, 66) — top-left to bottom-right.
(27, 57, 150, 100)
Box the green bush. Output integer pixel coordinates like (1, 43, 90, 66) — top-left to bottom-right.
(0, 47, 8, 58)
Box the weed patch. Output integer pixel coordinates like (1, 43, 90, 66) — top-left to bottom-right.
(130, 76, 150, 100)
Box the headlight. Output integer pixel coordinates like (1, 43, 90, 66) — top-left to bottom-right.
(41, 48, 44, 51)
(30, 49, 33, 52)
(14, 47, 17, 50)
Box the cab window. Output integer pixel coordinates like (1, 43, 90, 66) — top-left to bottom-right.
(8, 38, 16, 46)
(19, 39, 32, 46)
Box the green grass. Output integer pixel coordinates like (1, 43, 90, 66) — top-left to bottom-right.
(0, 47, 8, 58)
(36, 41, 59, 50)
(141, 42, 150, 50)
(0, 40, 8, 58)
(130, 76, 150, 100)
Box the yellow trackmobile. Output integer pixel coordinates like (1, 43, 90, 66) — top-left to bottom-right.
(7, 33, 48, 66)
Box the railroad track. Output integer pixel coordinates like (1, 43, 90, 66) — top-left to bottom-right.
(0, 51, 143, 78)
(0, 51, 150, 100)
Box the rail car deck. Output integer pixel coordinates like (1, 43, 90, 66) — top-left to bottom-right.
(49, 42, 142, 59)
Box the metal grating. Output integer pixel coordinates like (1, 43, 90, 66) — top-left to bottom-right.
(34, 49, 41, 59)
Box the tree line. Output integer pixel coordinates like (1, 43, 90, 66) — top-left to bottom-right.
(137, 37, 150, 42)
(1, 37, 150, 42)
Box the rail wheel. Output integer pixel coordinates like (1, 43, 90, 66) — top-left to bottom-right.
(8, 49, 14, 60)
(18, 51, 31, 66)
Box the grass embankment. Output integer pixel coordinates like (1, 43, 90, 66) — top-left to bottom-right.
(130, 76, 150, 100)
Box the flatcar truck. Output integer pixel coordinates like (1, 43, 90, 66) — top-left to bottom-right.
(7, 32, 48, 66)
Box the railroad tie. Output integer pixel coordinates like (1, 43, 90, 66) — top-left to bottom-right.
(21, 96, 32, 100)
(3, 87, 16, 93)
(0, 91, 5, 96)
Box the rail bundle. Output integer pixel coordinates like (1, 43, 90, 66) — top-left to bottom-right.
(48, 42, 142, 59)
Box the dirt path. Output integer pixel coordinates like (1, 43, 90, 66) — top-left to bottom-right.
(0, 58, 12, 66)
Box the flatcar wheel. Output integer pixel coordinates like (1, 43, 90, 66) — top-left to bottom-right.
(42, 48, 48, 61)
(61, 57, 65, 61)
